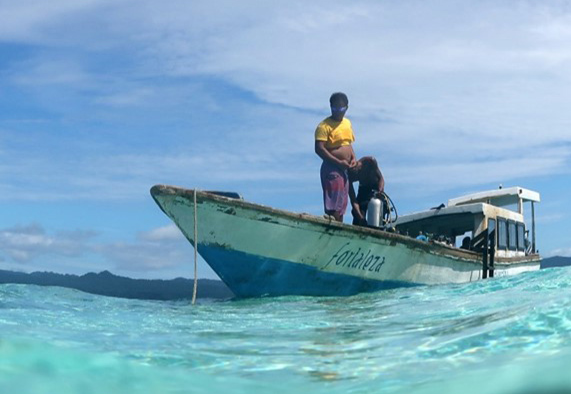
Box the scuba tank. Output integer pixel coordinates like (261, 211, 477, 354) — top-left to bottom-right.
(366, 196, 383, 227)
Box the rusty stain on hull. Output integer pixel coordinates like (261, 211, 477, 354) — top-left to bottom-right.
(259, 216, 280, 224)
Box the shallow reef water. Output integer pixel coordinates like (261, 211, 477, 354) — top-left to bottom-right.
(2, 266, 571, 394)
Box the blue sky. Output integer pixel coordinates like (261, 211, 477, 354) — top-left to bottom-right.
(1, 0, 570, 279)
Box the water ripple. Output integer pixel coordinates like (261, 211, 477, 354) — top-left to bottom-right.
(2, 267, 571, 393)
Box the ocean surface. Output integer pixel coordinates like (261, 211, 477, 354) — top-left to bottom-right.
(2, 267, 571, 394)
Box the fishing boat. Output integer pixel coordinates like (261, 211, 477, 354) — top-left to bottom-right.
(150, 185, 541, 298)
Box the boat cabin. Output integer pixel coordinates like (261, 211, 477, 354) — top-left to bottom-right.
(394, 186, 540, 257)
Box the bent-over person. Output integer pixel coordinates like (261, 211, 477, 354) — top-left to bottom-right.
(348, 156, 385, 226)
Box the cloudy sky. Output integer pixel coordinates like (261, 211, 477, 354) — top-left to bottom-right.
(1, 0, 570, 279)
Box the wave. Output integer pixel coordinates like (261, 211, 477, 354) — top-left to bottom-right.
(2, 267, 571, 394)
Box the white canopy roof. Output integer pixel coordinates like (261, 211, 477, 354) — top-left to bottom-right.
(448, 186, 540, 208)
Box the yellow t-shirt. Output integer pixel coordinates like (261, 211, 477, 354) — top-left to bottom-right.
(315, 117, 355, 149)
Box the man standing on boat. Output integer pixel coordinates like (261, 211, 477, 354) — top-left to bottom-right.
(348, 156, 385, 226)
(315, 92, 357, 222)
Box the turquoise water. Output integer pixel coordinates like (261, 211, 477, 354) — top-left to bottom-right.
(2, 267, 571, 394)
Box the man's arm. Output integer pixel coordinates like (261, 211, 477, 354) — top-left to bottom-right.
(349, 182, 366, 224)
(349, 145, 357, 167)
(314, 141, 350, 169)
(377, 167, 385, 194)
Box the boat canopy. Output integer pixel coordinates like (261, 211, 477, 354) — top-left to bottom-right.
(448, 186, 540, 208)
(393, 186, 540, 256)
(394, 203, 491, 239)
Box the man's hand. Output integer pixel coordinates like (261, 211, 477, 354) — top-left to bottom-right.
(352, 207, 364, 220)
(352, 208, 367, 226)
(337, 159, 351, 170)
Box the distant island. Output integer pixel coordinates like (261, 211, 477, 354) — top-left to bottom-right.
(541, 256, 571, 269)
(1, 256, 569, 301)
(0, 269, 233, 300)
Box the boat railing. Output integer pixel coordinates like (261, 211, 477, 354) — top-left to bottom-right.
(471, 228, 496, 278)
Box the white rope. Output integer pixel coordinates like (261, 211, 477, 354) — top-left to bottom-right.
(192, 188, 198, 305)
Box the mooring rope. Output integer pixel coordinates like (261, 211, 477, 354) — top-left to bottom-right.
(192, 188, 198, 305)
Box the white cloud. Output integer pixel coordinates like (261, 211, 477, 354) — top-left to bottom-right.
(530, 12, 571, 42)
(1, 0, 570, 277)
(0, 224, 96, 263)
(387, 146, 571, 188)
(133, 1, 571, 182)
(1, 0, 571, 203)
(95, 241, 184, 271)
(536, 213, 565, 224)
(0, 0, 112, 44)
(94, 88, 155, 107)
(139, 224, 184, 242)
(0, 222, 216, 278)
(10, 58, 89, 87)
(95, 225, 216, 278)
(141, 2, 571, 105)
(545, 248, 571, 258)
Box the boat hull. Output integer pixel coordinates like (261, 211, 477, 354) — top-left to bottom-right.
(151, 185, 541, 298)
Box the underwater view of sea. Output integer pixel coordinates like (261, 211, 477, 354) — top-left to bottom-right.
(2, 266, 571, 394)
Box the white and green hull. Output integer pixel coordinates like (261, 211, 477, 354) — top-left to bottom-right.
(151, 185, 540, 297)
